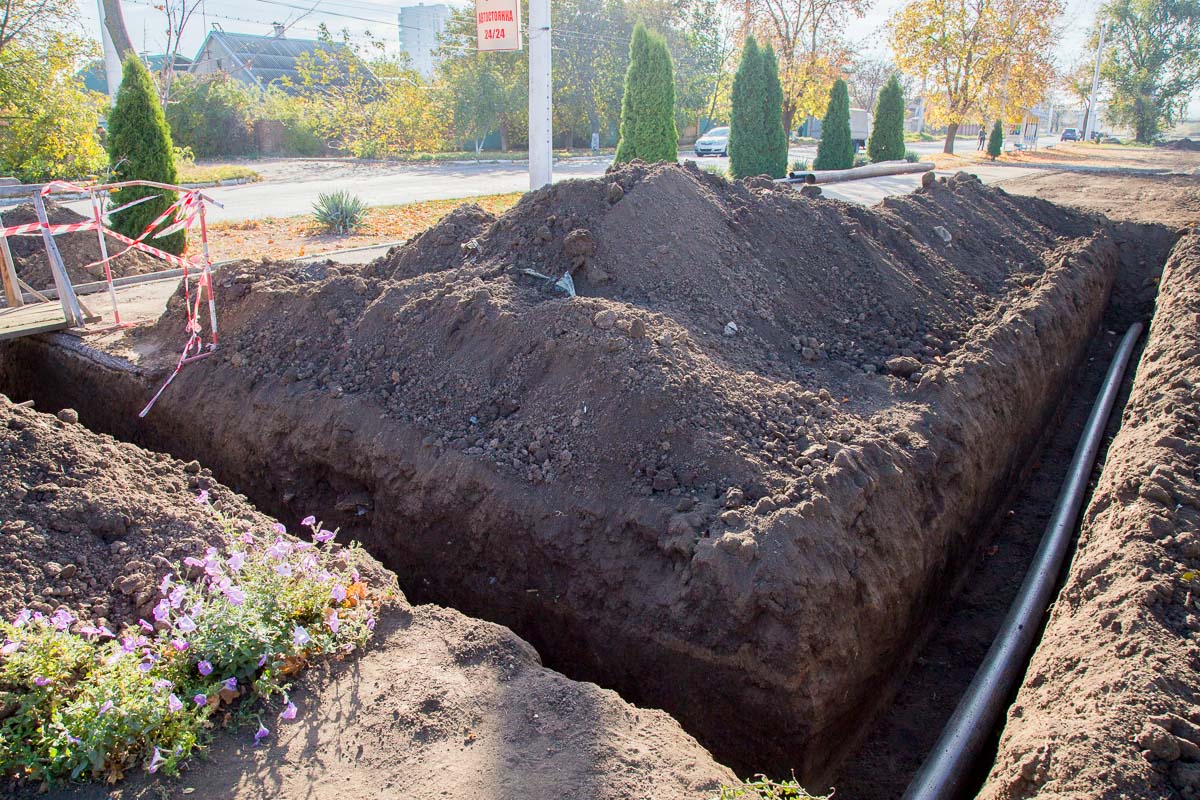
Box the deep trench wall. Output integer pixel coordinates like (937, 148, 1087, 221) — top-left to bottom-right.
(0, 237, 1118, 783)
(981, 231, 1200, 800)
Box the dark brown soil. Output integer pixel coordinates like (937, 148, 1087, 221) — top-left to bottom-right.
(981, 230, 1200, 800)
(0, 202, 164, 292)
(1162, 137, 1200, 152)
(0, 162, 1130, 782)
(0, 392, 734, 798)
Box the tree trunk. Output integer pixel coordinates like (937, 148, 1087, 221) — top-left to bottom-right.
(499, 118, 510, 152)
(944, 122, 958, 154)
(782, 102, 796, 139)
(101, 0, 135, 60)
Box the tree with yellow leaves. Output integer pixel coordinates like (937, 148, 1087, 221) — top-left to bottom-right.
(889, 0, 1060, 153)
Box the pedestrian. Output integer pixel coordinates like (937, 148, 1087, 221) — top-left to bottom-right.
(977, 125, 987, 151)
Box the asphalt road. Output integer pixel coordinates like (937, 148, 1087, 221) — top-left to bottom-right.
(182, 135, 1062, 223)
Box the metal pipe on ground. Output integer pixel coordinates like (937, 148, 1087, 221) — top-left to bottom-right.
(779, 160, 934, 186)
(901, 321, 1145, 800)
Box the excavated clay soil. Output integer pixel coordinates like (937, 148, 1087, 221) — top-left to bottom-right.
(981, 231, 1200, 800)
(0, 393, 734, 799)
(0, 163, 1126, 782)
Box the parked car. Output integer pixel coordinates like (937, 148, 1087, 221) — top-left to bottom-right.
(1061, 128, 1080, 141)
(694, 126, 729, 157)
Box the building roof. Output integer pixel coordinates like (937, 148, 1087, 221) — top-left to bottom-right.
(192, 29, 376, 92)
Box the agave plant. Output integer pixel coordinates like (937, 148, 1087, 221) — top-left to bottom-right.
(312, 190, 368, 235)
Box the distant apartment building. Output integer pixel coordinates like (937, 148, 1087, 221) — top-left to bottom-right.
(398, 3, 451, 78)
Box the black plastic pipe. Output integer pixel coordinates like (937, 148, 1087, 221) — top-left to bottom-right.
(901, 321, 1144, 800)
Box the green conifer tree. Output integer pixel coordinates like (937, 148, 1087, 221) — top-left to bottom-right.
(729, 36, 764, 178)
(614, 24, 678, 164)
(107, 55, 185, 255)
(867, 74, 906, 163)
(760, 43, 788, 178)
(987, 120, 1004, 160)
(814, 78, 854, 171)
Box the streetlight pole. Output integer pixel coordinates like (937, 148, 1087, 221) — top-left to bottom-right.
(528, 0, 552, 190)
(1084, 20, 1108, 141)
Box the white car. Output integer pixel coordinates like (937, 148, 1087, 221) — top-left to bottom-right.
(694, 126, 729, 157)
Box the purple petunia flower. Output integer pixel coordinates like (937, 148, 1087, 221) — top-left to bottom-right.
(254, 722, 270, 743)
(159, 574, 173, 595)
(197, 660, 213, 676)
(152, 599, 171, 623)
(272, 523, 286, 535)
(195, 489, 210, 505)
(138, 659, 155, 673)
(267, 540, 292, 560)
(223, 677, 238, 692)
(33, 676, 50, 687)
(242, 532, 255, 545)
(99, 700, 113, 715)
(67, 734, 82, 745)
(172, 639, 189, 652)
(168, 585, 187, 608)
(274, 562, 293, 577)
(167, 693, 184, 713)
(224, 585, 246, 606)
(330, 584, 347, 603)
(193, 693, 208, 707)
(301, 515, 317, 527)
(153, 679, 174, 692)
(258, 653, 269, 667)
(176, 616, 197, 634)
(366, 615, 375, 632)
(51, 608, 74, 631)
(228, 552, 246, 572)
(1, 640, 20, 655)
(314, 529, 335, 544)
(12, 609, 31, 628)
(293, 626, 310, 647)
(147, 746, 166, 774)
(327, 610, 340, 634)
(281, 701, 297, 721)
(139, 618, 154, 632)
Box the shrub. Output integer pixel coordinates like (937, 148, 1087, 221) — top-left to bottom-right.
(729, 36, 788, 179)
(867, 75, 906, 162)
(790, 158, 810, 172)
(904, 150, 920, 162)
(0, 508, 381, 785)
(853, 154, 870, 167)
(987, 120, 1004, 160)
(106, 55, 184, 255)
(313, 190, 368, 234)
(614, 24, 679, 164)
(164, 74, 256, 158)
(814, 79, 854, 171)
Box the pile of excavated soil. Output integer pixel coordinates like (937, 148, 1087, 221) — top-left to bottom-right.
(1002, 171, 1200, 228)
(26, 162, 1122, 781)
(981, 231, 1200, 800)
(0, 393, 734, 798)
(1, 202, 163, 292)
(1162, 137, 1200, 151)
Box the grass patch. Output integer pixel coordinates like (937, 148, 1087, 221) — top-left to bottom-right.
(714, 775, 826, 799)
(177, 164, 261, 184)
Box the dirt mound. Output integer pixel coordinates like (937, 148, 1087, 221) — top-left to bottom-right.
(1, 201, 164, 292)
(374, 202, 496, 281)
(78, 162, 1120, 780)
(982, 231, 1200, 800)
(1162, 137, 1200, 151)
(0, 393, 735, 798)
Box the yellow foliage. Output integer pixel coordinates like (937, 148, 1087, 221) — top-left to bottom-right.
(889, 0, 1060, 130)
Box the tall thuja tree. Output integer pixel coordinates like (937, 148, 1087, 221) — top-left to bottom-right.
(987, 119, 1004, 159)
(867, 74, 906, 161)
(614, 23, 678, 164)
(107, 55, 184, 254)
(729, 36, 787, 178)
(814, 77, 853, 170)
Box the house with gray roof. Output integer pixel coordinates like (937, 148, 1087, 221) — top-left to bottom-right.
(189, 24, 377, 93)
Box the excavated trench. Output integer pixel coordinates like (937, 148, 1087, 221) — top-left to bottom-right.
(0, 170, 1180, 790)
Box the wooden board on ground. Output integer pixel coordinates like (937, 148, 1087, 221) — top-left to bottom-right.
(0, 301, 68, 341)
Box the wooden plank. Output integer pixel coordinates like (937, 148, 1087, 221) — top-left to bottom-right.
(0, 210, 21, 308)
(0, 302, 69, 341)
(32, 192, 85, 327)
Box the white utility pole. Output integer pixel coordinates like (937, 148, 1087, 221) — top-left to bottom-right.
(97, 0, 123, 105)
(1084, 20, 1108, 141)
(527, 0, 552, 190)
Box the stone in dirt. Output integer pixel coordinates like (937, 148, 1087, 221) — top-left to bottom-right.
(0, 394, 733, 799)
(11, 162, 1128, 783)
(981, 232, 1200, 800)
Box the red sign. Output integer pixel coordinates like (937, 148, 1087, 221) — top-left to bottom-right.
(476, 0, 522, 51)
